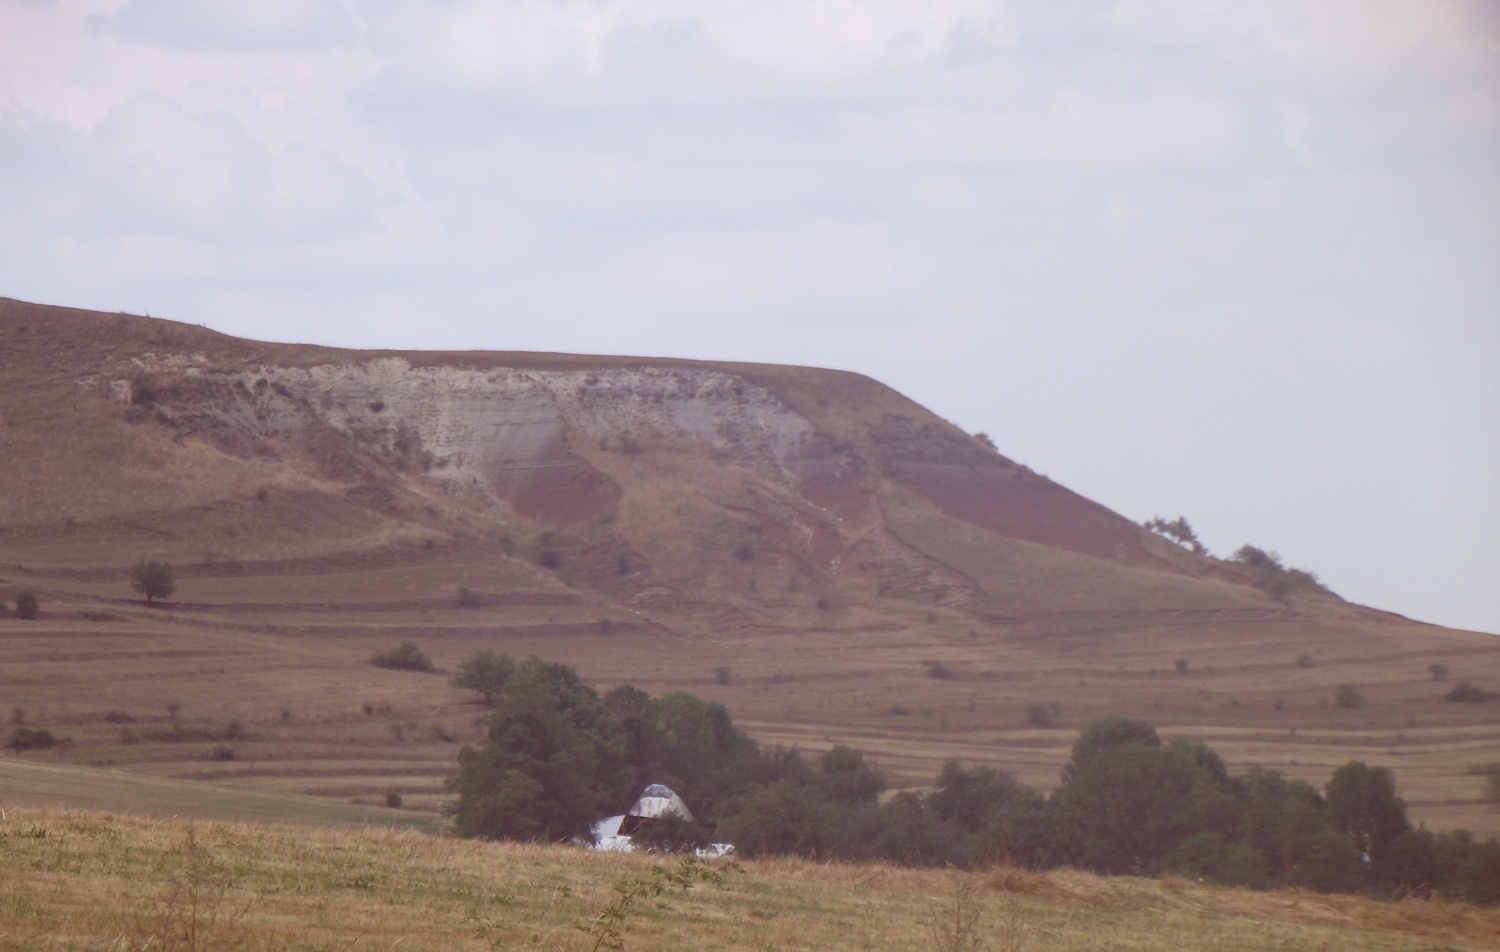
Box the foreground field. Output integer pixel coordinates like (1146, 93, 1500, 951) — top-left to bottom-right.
(1, 808, 1497, 952)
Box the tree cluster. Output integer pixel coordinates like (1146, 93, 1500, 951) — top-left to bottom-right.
(1231, 545, 1334, 598)
(448, 661, 1500, 904)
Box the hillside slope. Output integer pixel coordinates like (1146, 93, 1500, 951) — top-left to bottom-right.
(1, 296, 1497, 833)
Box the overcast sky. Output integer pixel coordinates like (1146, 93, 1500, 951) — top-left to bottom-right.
(3, 0, 1497, 634)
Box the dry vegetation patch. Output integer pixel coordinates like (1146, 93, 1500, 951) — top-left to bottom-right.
(1, 809, 1497, 951)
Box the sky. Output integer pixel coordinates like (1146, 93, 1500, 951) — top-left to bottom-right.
(2, 0, 1497, 634)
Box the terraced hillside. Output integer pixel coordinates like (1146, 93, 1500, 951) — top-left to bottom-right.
(1, 296, 1497, 833)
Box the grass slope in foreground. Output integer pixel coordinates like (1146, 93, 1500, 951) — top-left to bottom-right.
(2, 809, 1498, 951)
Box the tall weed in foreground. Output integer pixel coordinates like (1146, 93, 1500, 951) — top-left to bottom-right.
(582, 856, 737, 952)
(928, 869, 1028, 952)
(130, 824, 251, 951)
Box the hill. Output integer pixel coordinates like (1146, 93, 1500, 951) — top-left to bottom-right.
(1, 296, 1497, 833)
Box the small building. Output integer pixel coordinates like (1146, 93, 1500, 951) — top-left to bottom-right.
(589, 783, 732, 856)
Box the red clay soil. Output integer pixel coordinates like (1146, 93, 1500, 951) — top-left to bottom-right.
(482, 428, 622, 526)
(897, 460, 1167, 568)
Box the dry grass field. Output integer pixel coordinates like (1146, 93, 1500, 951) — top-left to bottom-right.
(2, 807, 1498, 951)
(2, 297, 1498, 841)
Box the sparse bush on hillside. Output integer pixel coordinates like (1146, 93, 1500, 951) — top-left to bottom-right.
(1144, 515, 1206, 555)
(371, 642, 436, 673)
(537, 550, 561, 569)
(457, 585, 481, 608)
(1446, 681, 1496, 703)
(14, 590, 38, 619)
(1335, 684, 1364, 709)
(713, 666, 732, 686)
(1173, 658, 1190, 675)
(6, 727, 60, 751)
(1231, 546, 1334, 599)
(450, 650, 515, 704)
(1428, 663, 1451, 681)
(923, 660, 956, 680)
(130, 559, 176, 605)
(1026, 702, 1059, 727)
(1297, 653, 1313, 668)
(973, 431, 997, 451)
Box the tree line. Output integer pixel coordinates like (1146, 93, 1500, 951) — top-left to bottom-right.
(448, 656, 1500, 905)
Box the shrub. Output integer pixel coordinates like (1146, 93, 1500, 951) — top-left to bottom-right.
(450, 650, 515, 703)
(6, 727, 59, 751)
(538, 550, 561, 569)
(130, 559, 176, 605)
(103, 710, 134, 724)
(713, 666, 732, 686)
(1446, 681, 1496, 703)
(923, 660, 956, 680)
(14, 590, 38, 619)
(371, 642, 435, 673)
(457, 585, 481, 608)
(385, 788, 403, 809)
(209, 745, 235, 761)
(1026, 702, 1058, 727)
(1231, 545, 1334, 598)
(1335, 685, 1364, 709)
(1144, 515, 1206, 554)
(1174, 658, 1190, 675)
(1428, 663, 1450, 681)
(1297, 653, 1314, 668)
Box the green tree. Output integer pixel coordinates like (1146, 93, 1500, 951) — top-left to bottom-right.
(130, 559, 175, 605)
(13, 590, 38, 619)
(1052, 741, 1224, 875)
(1061, 716, 1160, 783)
(816, 745, 886, 806)
(450, 650, 515, 704)
(1325, 761, 1410, 869)
(449, 658, 633, 843)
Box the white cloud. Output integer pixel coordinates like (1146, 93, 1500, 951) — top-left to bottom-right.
(99, 0, 357, 50)
(0, 0, 1496, 631)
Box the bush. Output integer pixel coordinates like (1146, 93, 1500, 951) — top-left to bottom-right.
(14, 590, 38, 619)
(6, 727, 59, 751)
(371, 642, 435, 673)
(1446, 681, 1496, 703)
(450, 650, 515, 703)
(1026, 702, 1058, 727)
(1428, 663, 1450, 681)
(923, 660, 956, 680)
(385, 788, 403, 809)
(130, 559, 176, 605)
(209, 744, 235, 761)
(457, 585, 481, 608)
(1335, 685, 1364, 709)
(713, 666, 732, 686)
(1174, 658, 1190, 675)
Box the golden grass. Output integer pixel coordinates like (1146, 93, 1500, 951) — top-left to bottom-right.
(1, 808, 1496, 951)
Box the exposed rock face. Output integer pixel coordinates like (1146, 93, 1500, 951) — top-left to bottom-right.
(122, 357, 822, 526)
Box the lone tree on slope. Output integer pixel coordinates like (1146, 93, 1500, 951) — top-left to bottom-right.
(131, 559, 176, 606)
